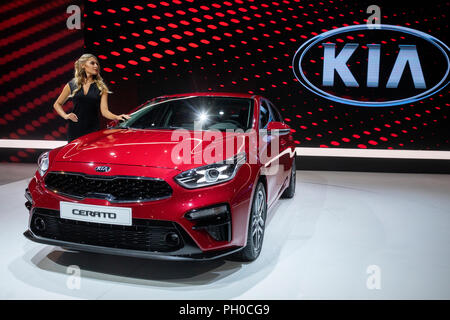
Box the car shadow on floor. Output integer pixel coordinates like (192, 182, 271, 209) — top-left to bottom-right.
(8, 237, 284, 298)
(32, 247, 248, 286)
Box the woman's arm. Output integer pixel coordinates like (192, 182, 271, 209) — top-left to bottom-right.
(54, 84, 78, 122)
(100, 91, 130, 121)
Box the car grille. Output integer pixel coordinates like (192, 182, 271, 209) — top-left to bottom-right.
(31, 209, 184, 252)
(44, 172, 172, 202)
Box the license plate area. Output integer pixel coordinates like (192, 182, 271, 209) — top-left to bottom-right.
(60, 201, 132, 226)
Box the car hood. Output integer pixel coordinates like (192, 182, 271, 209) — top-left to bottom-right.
(53, 128, 249, 171)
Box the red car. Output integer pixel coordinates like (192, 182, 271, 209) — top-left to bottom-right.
(24, 93, 296, 261)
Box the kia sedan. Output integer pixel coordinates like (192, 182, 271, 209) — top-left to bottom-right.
(24, 93, 296, 261)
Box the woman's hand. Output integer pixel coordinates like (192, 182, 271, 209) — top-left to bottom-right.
(65, 113, 78, 122)
(115, 114, 131, 121)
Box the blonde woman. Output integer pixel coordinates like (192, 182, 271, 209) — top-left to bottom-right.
(53, 53, 130, 142)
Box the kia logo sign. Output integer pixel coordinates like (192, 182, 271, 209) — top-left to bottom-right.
(292, 25, 450, 107)
(95, 166, 111, 173)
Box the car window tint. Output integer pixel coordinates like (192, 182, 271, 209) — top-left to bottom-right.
(268, 101, 283, 123)
(259, 101, 271, 129)
(122, 96, 254, 131)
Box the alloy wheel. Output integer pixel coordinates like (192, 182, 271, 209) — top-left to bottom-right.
(251, 188, 266, 255)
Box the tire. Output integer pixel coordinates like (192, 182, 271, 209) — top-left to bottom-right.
(281, 158, 296, 199)
(234, 181, 267, 262)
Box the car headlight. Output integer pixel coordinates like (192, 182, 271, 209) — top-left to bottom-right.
(174, 152, 246, 189)
(37, 151, 49, 177)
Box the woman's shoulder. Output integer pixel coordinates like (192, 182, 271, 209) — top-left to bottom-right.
(67, 78, 77, 93)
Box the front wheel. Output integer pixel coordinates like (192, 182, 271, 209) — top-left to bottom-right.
(234, 182, 267, 262)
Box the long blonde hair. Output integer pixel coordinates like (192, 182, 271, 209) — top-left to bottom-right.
(70, 53, 111, 97)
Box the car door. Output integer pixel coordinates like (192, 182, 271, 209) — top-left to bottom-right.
(267, 100, 293, 192)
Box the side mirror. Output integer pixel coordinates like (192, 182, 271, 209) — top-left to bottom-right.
(107, 120, 118, 129)
(266, 121, 291, 135)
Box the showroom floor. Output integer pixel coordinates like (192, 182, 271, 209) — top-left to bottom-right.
(0, 164, 449, 299)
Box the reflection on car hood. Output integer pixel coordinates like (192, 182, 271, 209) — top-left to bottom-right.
(53, 128, 249, 171)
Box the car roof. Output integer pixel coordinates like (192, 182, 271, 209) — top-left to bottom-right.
(155, 92, 260, 100)
(128, 92, 264, 114)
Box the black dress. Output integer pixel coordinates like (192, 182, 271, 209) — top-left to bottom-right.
(67, 79, 101, 142)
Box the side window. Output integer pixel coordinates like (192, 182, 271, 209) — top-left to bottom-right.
(268, 101, 283, 123)
(128, 103, 165, 129)
(259, 100, 270, 129)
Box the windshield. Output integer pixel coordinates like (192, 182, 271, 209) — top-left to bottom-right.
(118, 96, 254, 131)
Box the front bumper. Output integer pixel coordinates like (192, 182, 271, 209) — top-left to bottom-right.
(25, 207, 240, 261)
(23, 230, 242, 261)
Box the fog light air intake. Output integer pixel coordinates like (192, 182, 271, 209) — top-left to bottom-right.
(185, 204, 232, 242)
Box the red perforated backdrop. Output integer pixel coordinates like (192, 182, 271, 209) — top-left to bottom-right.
(0, 0, 83, 162)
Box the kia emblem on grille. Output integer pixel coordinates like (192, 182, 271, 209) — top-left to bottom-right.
(95, 166, 111, 173)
